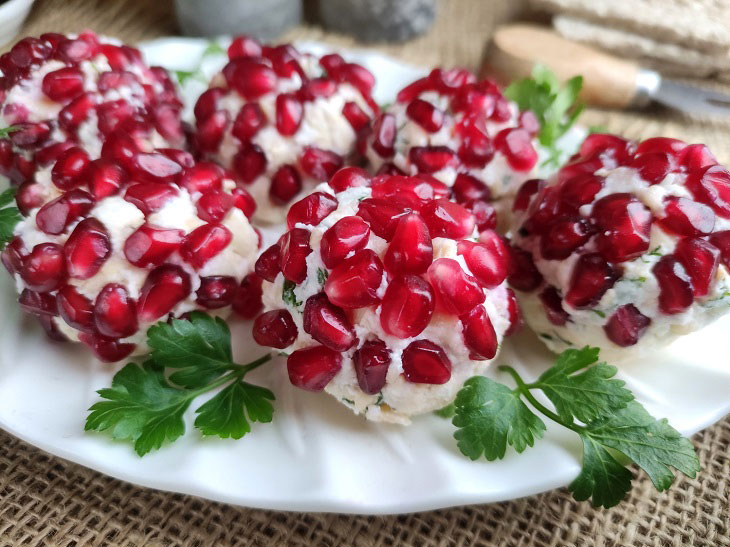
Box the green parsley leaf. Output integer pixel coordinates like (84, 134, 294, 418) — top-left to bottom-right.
(317, 268, 328, 286)
(85, 361, 191, 456)
(175, 70, 202, 85)
(0, 187, 21, 250)
(0, 126, 19, 139)
(453, 376, 546, 460)
(569, 435, 633, 508)
(203, 41, 226, 57)
(282, 279, 302, 307)
(195, 381, 274, 439)
(434, 403, 456, 419)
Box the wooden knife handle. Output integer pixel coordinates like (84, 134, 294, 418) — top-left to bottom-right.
(484, 24, 641, 109)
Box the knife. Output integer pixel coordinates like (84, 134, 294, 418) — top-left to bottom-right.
(484, 24, 730, 117)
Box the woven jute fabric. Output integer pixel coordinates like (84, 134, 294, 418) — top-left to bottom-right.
(1, 0, 729, 545)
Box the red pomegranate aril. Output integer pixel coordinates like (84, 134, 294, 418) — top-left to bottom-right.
(464, 198, 497, 232)
(299, 147, 343, 181)
(231, 187, 256, 218)
(227, 36, 262, 59)
(396, 77, 431, 103)
(56, 285, 94, 333)
(513, 179, 545, 212)
(371, 175, 449, 208)
(279, 228, 312, 284)
(286, 192, 338, 230)
(679, 143, 717, 172)
(270, 164, 302, 205)
(152, 103, 184, 143)
(255, 243, 282, 282)
(1, 237, 26, 275)
(56, 36, 96, 62)
(10, 37, 51, 67)
(287, 345, 342, 391)
(460, 305, 498, 360)
(380, 274, 434, 338)
(196, 190, 235, 223)
(51, 147, 89, 190)
(357, 198, 410, 241)
(406, 98, 443, 132)
(178, 162, 224, 194)
(124, 183, 178, 214)
(58, 92, 94, 131)
(408, 146, 457, 174)
(124, 223, 184, 268)
(137, 264, 191, 323)
(180, 224, 232, 269)
(97, 100, 135, 136)
(495, 128, 537, 171)
(505, 288, 523, 336)
(195, 110, 228, 152)
(233, 144, 267, 184)
(419, 199, 475, 239)
(674, 237, 720, 297)
(129, 152, 183, 184)
(457, 233, 509, 288)
(196, 276, 238, 309)
(539, 286, 569, 326)
(659, 196, 715, 236)
(324, 249, 383, 309)
(507, 246, 543, 292)
(232, 102, 267, 140)
(84, 159, 127, 200)
(224, 58, 277, 99)
(402, 340, 451, 384)
(635, 137, 686, 158)
(604, 304, 651, 347)
(329, 166, 371, 192)
(320, 216, 370, 268)
(453, 173, 491, 203)
(653, 255, 694, 314)
(559, 173, 604, 208)
(36, 141, 75, 167)
(298, 78, 337, 101)
(384, 213, 433, 275)
(557, 158, 604, 186)
(631, 152, 672, 185)
(303, 293, 357, 351)
(79, 332, 136, 362)
(19, 289, 58, 316)
(427, 258, 484, 315)
(540, 217, 594, 260)
(232, 273, 263, 318)
(342, 101, 370, 132)
(338, 63, 375, 95)
(686, 164, 730, 219)
(93, 283, 138, 338)
(353, 339, 390, 394)
(20, 243, 65, 292)
(565, 253, 620, 309)
(429, 67, 475, 92)
(194, 88, 225, 121)
(41, 67, 84, 101)
(64, 218, 111, 279)
(371, 113, 396, 158)
(458, 125, 494, 168)
(97, 70, 138, 91)
(100, 132, 138, 170)
(16, 181, 46, 215)
(275, 93, 303, 136)
(592, 193, 652, 262)
(709, 230, 730, 269)
(11, 122, 51, 149)
(579, 134, 633, 164)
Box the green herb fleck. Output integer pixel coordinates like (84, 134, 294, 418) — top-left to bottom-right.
(0, 126, 19, 139)
(342, 398, 355, 406)
(282, 280, 302, 308)
(317, 268, 329, 286)
(649, 246, 663, 257)
(589, 125, 609, 134)
(590, 309, 606, 319)
(434, 403, 456, 419)
(175, 70, 205, 85)
(0, 187, 21, 250)
(202, 41, 226, 57)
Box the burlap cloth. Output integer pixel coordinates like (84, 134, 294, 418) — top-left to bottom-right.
(1, 0, 729, 545)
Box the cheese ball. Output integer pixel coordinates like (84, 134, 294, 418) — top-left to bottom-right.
(509, 134, 730, 361)
(192, 36, 377, 224)
(252, 169, 521, 424)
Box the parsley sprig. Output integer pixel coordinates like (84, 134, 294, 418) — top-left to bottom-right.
(505, 65, 584, 167)
(0, 187, 21, 250)
(85, 312, 274, 456)
(451, 347, 699, 508)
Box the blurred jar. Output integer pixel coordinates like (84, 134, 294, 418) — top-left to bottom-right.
(319, 0, 437, 42)
(175, 0, 302, 40)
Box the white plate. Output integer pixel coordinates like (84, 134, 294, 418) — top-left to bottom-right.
(1, 38, 729, 515)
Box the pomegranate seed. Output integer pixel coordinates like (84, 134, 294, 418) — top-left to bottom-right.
(42, 67, 84, 102)
(16, 181, 45, 215)
(329, 166, 371, 192)
(196, 276, 238, 309)
(371, 175, 449, 208)
(124, 224, 184, 268)
(264, 44, 303, 78)
(428, 258, 484, 315)
(10, 37, 51, 67)
(357, 198, 409, 241)
(539, 286, 569, 325)
(129, 152, 183, 184)
(686, 165, 730, 219)
(180, 224, 232, 269)
(494, 128, 537, 172)
(97, 70, 138, 91)
(232, 273, 264, 319)
(653, 255, 694, 314)
(420, 199, 475, 239)
(287, 345, 342, 391)
(196, 190, 235, 223)
(64, 218, 111, 280)
(94, 283, 138, 338)
(460, 305, 498, 360)
(405, 99, 443, 132)
(507, 246, 543, 292)
(518, 111, 540, 136)
(11, 122, 51, 149)
(458, 125, 494, 168)
(371, 113, 396, 158)
(453, 173, 491, 203)
(505, 288, 523, 336)
(464, 199, 497, 232)
(36, 189, 93, 235)
(630, 152, 672, 185)
(58, 92, 94, 131)
(565, 253, 620, 309)
(384, 213, 433, 275)
(79, 332, 136, 362)
(579, 134, 633, 164)
(559, 173, 604, 209)
(20, 243, 65, 292)
(124, 183, 178, 215)
(342, 102, 370, 132)
(278, 228, 311, 283)
(56, 285, 95, 333)
(635, 137, 686, 158)
(513, 179, 545, 212)
(353, 339, 391, 394)
(299, 147, 343, 181)
(232, 102, 267, 141)
(274, 93, 303, 136)
(380, 274, 434, 338)
(51, 147, 89, 190)
(57, 36, 97, 62)
(557, 158, 604, 185)
(255, 243, 282, 282)
(84, 159, 127, 200)
(338, 63, 375, 96)
(178, 162, 224, 194)
(320, 52, 345, 73)
(592, 193, 652, 262)
(679, 144, 717, 172)
(230, 187, 256, 219)
(396, 77, 431, 103)
(36, 315, 67, 342)
(324, 249, 383, 309)
(658, 196, 715, 236)
(409, 146, 457, 173)
(604, 304, 651, 347)
(100, 131, 138, 170)
(319, 217, 369, 269)
(709, 230, 730, 269)
(457, 233, 509, 288)
(195, 111, 228, 152)
(540, 217, 594, 260)
(194, 88, 224, 121)
(298, 78, 337, 101)
(286, 192, 338, 230)
(452, 83, 495, 115)
(303, 293, 356, 351)
(223, 58, 277, 99)
(152, 103, 184, 143)
(228, 36, 262, 59)
(233, 144, 267, 184)
(97, 100, 135, 136)
(674, 237, 720, 297)
(1, 237, 26, 275)
(19, 289, 58, 316)
(402, 340, 451, 384)
(429, 67, 475, 93)
(269, 164, 302, 204)
(137, 264, 191, 323)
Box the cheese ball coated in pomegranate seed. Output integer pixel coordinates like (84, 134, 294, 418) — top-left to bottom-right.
(364, 68, 581, 221)
(192, 37, 377, 224)
(0, 31, 185, 184)
(509, 134, 730, 361)
(2, 147, 259, 362)
(254, 171, 519, 424)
